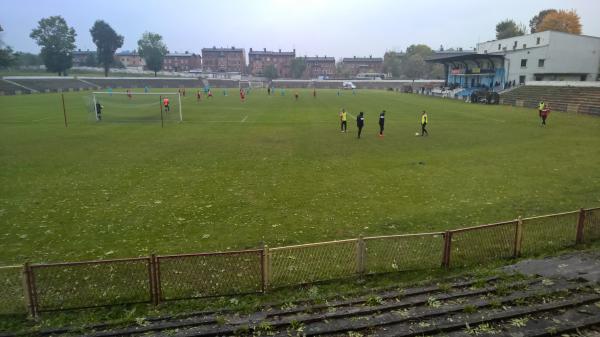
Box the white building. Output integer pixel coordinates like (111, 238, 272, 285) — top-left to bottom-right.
(428, 31, 600, 89)
(477, 30, 600, 84)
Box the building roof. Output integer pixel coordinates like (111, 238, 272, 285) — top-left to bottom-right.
(342, 57, 383, 62)
(249, 49, 295, 56)
(166, 53, 200, 57)
(115, 51, 140, 56)
(73, 50, 94, 55)
(303, 56, 335, 62)
(202, 47, 244, 52)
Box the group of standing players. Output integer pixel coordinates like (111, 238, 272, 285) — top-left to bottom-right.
(339, 108, 429, 139)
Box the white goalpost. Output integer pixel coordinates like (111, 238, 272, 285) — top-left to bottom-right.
(239, 80, 265, 89)
(90, 91, 183, 123)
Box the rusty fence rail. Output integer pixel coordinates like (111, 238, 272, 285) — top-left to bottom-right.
(1, 207, 599, 317)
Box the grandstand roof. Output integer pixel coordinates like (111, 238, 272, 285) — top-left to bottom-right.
(425, 53, 503, 63)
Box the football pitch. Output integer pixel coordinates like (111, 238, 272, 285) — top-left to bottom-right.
(1, 89, 599, 266)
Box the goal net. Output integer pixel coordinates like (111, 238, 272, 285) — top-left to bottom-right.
(239, 80, 265, 89)
(88, 92, 182, 123)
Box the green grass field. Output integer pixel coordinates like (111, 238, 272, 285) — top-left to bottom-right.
(1, 89, 599, 266)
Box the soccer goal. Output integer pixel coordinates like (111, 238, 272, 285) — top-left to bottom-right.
(89, 92, 183, 123)
(239, 80, 265, 89)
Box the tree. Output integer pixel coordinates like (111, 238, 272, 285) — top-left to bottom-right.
(263, 64, 278, 80)
(383, 51, 402, 78)
(495, 19, 525, 39)
(30, 16, 76, 76)
(0, 24, 16, 69)
(13, 52, 43, 67)
(90, 20, 124, 77)
(83, 53, 97, 67)
(137, 32, 168, 76)
(529, 9, 557, 33)
(537, 9, 582, 35)
(335, 62, 352, 79)
(290, 58, 306, 78)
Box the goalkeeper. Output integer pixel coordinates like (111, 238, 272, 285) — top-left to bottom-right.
(95, 102, 103, 121)
(163, 97, 170, 112)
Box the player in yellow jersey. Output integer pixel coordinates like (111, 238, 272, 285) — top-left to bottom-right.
(421, 110, 428, 136)
(339, 108, 347, 132)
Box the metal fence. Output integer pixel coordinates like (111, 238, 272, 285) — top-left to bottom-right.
(1, 207, 598, 317)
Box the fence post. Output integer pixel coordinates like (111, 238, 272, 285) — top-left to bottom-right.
(356, 236, 366, 275)
(261, 245, 270, 293)
(23, 262, 37, 318)
(149, 254, 159, 306)
(442, 231, 453, 269)
(576, 208, 586, 244)
(513, 217, 523, 258)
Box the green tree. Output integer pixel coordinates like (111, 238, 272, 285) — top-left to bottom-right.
(335, 61, 352, 79)
(13, 52, 43, 67)
(383, 51, 402, 78)
(290, 58, 306, 78)
(537, 9, 582, 35)
(529, 9, 557, 33)
(263, 64, 278, 80)
(137, 32, 168, 76)
(90, 20, 124, 77)
(495, 19, 525, 39)
(0, 24, 16, 69)
(83, 53, 97, 67)
(30, 16, 76, 76)
(401, 44, 438, 79)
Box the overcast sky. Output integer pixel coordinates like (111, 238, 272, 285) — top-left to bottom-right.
(1, 0, 600, 59)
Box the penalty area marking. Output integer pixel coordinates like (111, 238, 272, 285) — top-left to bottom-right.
(241, 115, 248, 123)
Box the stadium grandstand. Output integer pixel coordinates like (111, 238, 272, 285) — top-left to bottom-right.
(426, 31, 600, 100)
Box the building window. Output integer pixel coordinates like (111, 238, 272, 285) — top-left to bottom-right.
(581, 74, 587, 81)
(523, 44, 527, 49)
(521, 59, 527, 67)
(535, 75, 543, 81)
(538, 59, 545, 67)
(536, 37, 541, 45)
(498, 43, 501, 50)
(519, 75, 526, 84)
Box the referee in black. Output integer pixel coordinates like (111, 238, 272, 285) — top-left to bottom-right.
(378, 110, 385, 137)
(357, 111, 365, 139)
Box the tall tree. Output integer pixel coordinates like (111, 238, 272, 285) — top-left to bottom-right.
(13, 52, 43, 67)
(537, 9, 582, 35)
(30, 16, 76, 76)
(90, 20, 124, 77)
(262, 64, 278, 80)
(0, 24, 16, 69)
(495, 19, 526, 39)
(529, 9, 557, 33)
(383, 51, 402, 78)
(137, 32, 168, 76)
(290, 58, 306, 78)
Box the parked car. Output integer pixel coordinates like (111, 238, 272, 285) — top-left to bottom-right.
(342, 81, 356, 89)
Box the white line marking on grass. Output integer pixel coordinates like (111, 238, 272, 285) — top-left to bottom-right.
(32, 117, 52, 122)
(241, 115, 248, 123)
